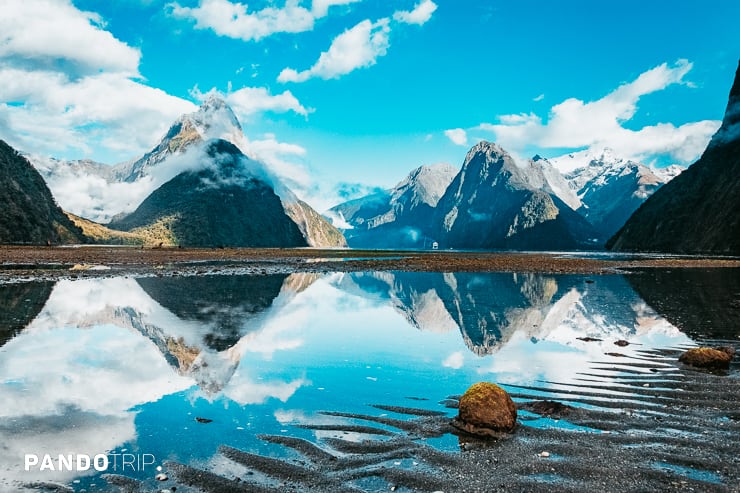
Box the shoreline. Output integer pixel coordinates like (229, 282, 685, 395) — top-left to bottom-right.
(0, 246, 738, 282)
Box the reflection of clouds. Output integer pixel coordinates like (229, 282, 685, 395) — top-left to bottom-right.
(273, 409, 370, 444)
(0, 325, 190, 418)
(0, 273, 327, 487)
(224, 375, 308, 406)
(0, 324, 191, 485)
(481, 297, 692, 386)
(0, 411, 135, 485)
(442, 351, 464, 369)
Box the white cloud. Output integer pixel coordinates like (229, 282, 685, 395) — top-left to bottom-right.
(393, 0, 437, 25)
(169, 0, 361, 41)
(0, 0, 196, 162)
(0, 69, 195, 161)
(278, 18, 391, 83)
(312, 0, 363, 18)
(474, 60, 721, 165)
(444, 128, 468, 146)
(533, 93, 544, 102)
(0, 0, 140, 76)
(192, 85, 310, 118)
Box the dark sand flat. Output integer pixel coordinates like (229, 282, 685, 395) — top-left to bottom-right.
(1, 246, 738, 282)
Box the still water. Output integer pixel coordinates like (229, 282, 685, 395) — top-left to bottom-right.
(0, 269, 737, 491)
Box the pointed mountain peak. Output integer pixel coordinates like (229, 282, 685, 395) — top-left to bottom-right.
(186, 95, 243, 139)
(462, 141, 516, 174)
(468, 140, 509, 158)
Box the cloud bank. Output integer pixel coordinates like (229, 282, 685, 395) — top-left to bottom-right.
(462, 60, 720, 164)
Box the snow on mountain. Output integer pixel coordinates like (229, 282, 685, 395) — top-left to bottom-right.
(528, 155, 582, 210)
(123, 95, 246, 183)
(546, 148, 683, 239)
(651, 164, 684, 182)
(433, 141, 598, 250)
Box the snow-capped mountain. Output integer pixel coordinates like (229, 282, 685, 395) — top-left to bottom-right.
(123, 96, 245, 183)
(328, 163, 458, 247)
(549, 148, 683, 239)
(433, 141, 598, 250)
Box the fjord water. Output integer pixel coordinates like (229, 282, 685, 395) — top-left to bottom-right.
(0, 269, 737, 490)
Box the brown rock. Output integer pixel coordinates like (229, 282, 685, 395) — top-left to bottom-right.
(678, 347, 734, 370)
(451, 382, 517, 436)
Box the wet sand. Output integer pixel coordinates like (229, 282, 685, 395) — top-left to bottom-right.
(1, 245, 738, 282)
(101, 345, 740, 493)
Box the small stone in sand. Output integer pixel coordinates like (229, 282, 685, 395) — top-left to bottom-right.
(539, 451, 551, 458)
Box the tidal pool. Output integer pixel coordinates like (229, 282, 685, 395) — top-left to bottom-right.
(0, 269, 737, 492)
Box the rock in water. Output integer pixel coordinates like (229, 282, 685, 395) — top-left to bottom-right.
(451, 382, 517, 436)
(679, 347, 735, 370)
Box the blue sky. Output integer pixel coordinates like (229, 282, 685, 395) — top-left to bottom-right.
(1, 0, 739, 210)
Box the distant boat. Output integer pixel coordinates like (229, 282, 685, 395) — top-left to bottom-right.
(432, 241, 439, 250)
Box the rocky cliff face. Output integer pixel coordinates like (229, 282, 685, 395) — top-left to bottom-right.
(608, 61, 740, 254)
(0, 140, 84, 245)
(434, 141, 598, 250)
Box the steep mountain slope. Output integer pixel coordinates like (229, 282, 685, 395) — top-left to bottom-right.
(434, 141, 598, 250)
(550, 149, 681, 239)
(109, 140, 308, 247)
(0, 140, 84, 245)
(329, 163, 458, 247)
(608, 61, 740, 254)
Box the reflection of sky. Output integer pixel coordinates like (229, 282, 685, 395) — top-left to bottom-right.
(0, 271, 696, 490)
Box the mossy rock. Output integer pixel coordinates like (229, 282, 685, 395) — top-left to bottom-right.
(451, 382, 517, 436)
(679, 347, 734, 370)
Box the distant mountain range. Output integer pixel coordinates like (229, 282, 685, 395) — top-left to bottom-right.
(608, 60, 740, 254)
(328, 163, 458, 247)
(8, 61, 739, 252)
(330, 142, 681, 250)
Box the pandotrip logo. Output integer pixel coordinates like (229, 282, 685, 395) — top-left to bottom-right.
(24, 453, 156, 473)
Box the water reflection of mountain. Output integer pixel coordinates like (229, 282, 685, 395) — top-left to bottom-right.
(23, 273, 318, 393)
(627, 268, 740, 340)
(337, 272, 661, 355)
(137, 274, 288, 351)
(0, 280, 55, 347)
